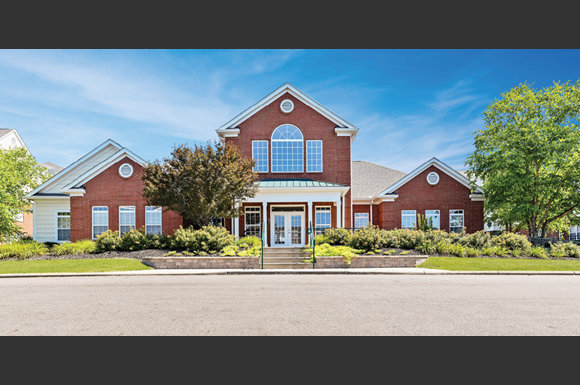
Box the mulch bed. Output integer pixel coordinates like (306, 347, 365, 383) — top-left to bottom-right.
(359, 247, 580, 260)
(1, 249, 221, 262)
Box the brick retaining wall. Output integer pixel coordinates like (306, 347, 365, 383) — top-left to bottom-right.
(142, 256, 260, 269)
(314, 255, 428, 268)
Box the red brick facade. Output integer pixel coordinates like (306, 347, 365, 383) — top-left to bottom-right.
(69, 157, 184, 241)
(225, 92, 352, 228)
(376, 165, 484, 233)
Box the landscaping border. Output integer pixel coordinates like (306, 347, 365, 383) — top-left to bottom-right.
(142, 256, 260, 269)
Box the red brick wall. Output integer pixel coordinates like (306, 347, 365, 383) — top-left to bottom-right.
(378, 165, 484, 233)
(17, 211, 33, 237)
(70, 157, 184, 241)
(225, 92, 352, 227)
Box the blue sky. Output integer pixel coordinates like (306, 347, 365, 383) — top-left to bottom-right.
(1, 49, 578, 173)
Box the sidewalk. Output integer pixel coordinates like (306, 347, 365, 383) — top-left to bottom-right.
(1, 268, 580, 278)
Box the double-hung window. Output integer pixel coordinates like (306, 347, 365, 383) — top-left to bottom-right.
(92, 207, 108, 239)
(306, 140, 323, 172)
(145, 206, 162, 235)
(425, 210, 440, 230)
(245, 207, 261, 237)
(401, 210, 416, 229)
(119, 206, 135, 236)
(252, 141, 268, 173)
(315, 207, 331, 234)
(271, 124, 304, 173)
(449, 210, 464, 233)
(354, 213, 369, 229)
(56, 211, 71, 242)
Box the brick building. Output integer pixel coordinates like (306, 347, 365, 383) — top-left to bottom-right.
(25, 83, 486, 244)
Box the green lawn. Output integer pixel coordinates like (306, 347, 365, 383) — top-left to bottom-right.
(418, 257, 580, 271)
(0, 258, 153, 274)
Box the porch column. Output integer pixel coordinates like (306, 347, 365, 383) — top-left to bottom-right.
(262, 201, 268, 247)
(234, 203, 240, 238)
(336, 199, 342, 228)
(307, 201, 313, 242)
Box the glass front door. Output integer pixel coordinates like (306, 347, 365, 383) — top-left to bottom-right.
(271, 210, 304, 247)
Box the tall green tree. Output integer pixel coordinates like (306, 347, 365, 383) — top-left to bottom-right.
(141, 140, 258, 229)
(0, 147, 51, 242)
(467, 80, 580, 238)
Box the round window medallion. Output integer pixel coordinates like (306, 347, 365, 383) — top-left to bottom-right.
(427, 172, 439, 185)
(280, 99, 294, 113)
(11, 138, 16, 144)
(119, 163, 133, 178)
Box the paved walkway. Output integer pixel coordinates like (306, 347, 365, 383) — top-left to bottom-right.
(2, 268, 580, 278)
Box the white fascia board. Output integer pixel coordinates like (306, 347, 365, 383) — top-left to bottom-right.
(334, 127, 359, 140)
(26, 139, 124, 197)
(257, 186, 350, 197)
(26, 195, 71, 200)
(246, 189, 345, 203)
(60, 188, 85, 197)
(216, 128, 240, 138)
(378, 158, 484, 195)
(62, 149, 146, 191)
(216, 83, 358, 132)
(469, 194, 485, 201)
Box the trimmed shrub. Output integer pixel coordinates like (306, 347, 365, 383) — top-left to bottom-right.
(172, 225, 234, 252)
(529, 246, 547, 259)
(348, 225, 383, 252)
(236, 236, 261, 248)
(119, 228, 149, 251)
(549, 242, 580, 258)
(0, 240, 49, 259)
(51, 240, 96, 255)
(493, 232, 532, 253)
(95, 230, 121, 252)
(324, 228, 352, 246)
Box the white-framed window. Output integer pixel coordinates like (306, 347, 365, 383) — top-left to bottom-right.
(315, 206, 331, 230)
(355, 213, 369, 229)
(15, 212, 24, 222)
(425, 210, 440, 230)
(252, 141, 268, 173)
(306, 140, 323, 172)
(271, 124, 304, 173)
(245, 207, 261, 237)
(449, 210, 464, 233)
(119, 206, 136, 236)
(401, 210, 416, 229)
(145, 206, 162, 235)
(92, 207, 108, 239)
(119, 163, 133, 178)
(56, 211, 71, 242)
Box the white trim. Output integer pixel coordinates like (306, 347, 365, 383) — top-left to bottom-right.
(306, 140, 323, 173)
(215, 128, 240, 138)
(314, 205, 331, 229)
(354, 212, 369, 229)
(449, 209, 465, 233)
(252, 140, 269, 173)
(425, 209, 441, 230)
(55, 210, 71, 243)
(244, 205, 261, 237)
(280, 99, 294, 113)
(119, 206, 136, 236)
(145, 206, 163, 236)
(32, 201, 36, 240)
(92, 206, 109, 240)
(334, 127, 358, 139)
(62, 150, 146, 191)
(26, 195, 70, 200)
(271, 124, 304, 173)
(469, 194, 485, 201)
(216, 83, 359, 137)
(377, 157, 484, 196)
(427, 172, 439, 185)
(401, 210, 417, 229)
(270, 204, 306, 247)
(24, 139, 123, 199)
(119, 163, 134, 178)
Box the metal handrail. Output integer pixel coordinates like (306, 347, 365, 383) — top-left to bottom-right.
(309, 220, 316, 269)
(261, 220, 266, 269)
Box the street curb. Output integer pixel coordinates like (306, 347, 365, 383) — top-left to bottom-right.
(1, 269, 580, 278)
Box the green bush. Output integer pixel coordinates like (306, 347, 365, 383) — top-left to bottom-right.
(549, 242, 580, 258)
(173, 225, 234, 252)
(348, 225, 383, 251)
(221, 245, 239, 256)
(323, 228, 352, 246)
(51, 239, 96, 256)
(306, 243, 364, 265)
(493, 232, 532, 253)
(529, 246, 547, 259)
(0, 240, 49, 259)
(416, 241, 437, 255)
(119, 228, 150, 251)
(492, 246, 508, 257)
(236, 236, 261, 247)
(95, 230, 121, 252)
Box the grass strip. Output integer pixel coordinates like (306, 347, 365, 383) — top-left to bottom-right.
(418, 257, 580, 271)
(0, 258, 152, 274)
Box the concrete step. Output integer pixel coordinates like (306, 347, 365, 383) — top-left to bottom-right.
(263, 257, 310, 263)
(263, 247, 308, 255)
(262, 253, 310, 259)
(262, 262, 313, 269)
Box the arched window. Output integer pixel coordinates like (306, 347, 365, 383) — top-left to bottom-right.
(271, 124, 304, 172)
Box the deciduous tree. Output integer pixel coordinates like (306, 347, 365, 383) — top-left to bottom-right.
(141, 140, 258, 229)
(467, 80, 580, 238)
(0, 147, 51, 242)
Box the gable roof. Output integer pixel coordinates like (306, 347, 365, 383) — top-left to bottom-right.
(25, 139, 124, 198)
(39, 162, 64, 175)
(0, 128, 14, 139)
(216, 82, 359, 139)
(377, 157, 484, 196)
(0, 128, 27, 150)
(351, 161, 407, 199)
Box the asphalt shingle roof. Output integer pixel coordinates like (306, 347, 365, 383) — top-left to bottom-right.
(0, 128, 15, 139)
(351, 161, 407, 199)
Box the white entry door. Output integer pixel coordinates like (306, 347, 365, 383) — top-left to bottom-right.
(271, 211, 305, 247)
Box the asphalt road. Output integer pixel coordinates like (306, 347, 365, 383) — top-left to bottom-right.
(1, 275, 580, 335)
